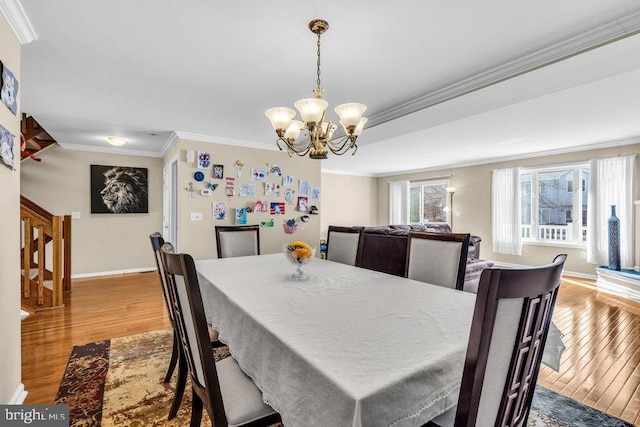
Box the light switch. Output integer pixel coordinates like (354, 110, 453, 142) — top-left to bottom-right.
(71, 211, 81, 219)
(454, 211, 461, 217)
(190, 212, 203, 221)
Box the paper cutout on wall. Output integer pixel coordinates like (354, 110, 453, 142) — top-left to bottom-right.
(235, 207, 247, 225)
(213, 202, 226, 220)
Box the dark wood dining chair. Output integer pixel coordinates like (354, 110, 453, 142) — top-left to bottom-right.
(214, 225, 260, 258)
(149, 232, 223, 420)
(430, 254, 567, 427)
(405, 231, 470, 290)
(326, 225, 364, 266)
(160, 243, 282, 427)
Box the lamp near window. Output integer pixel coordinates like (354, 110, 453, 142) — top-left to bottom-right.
(446, 187, 456, 230)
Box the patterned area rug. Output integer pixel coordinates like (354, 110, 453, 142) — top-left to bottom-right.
(55, 329, 634, 426)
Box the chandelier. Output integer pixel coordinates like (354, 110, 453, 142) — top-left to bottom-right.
(265, 19, 368, 160)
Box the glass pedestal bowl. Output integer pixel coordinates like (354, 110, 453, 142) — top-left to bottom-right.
(283, 242, 316, 280)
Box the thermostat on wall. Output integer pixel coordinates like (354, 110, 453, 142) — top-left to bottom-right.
(201, 189, 212, 196)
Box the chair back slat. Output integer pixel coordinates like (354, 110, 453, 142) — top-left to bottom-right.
(326, 226, 364, 266)
(406, 231, 470, 290)
(215, 225, 260, 258)
(455, 254, 567, 427)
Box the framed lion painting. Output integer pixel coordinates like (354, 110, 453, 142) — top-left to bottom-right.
(90, 165, 148, 214)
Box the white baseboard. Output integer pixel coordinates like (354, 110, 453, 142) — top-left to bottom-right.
(596, 268, 640, 303)
(71, 267, 155, 279)
(9, 383, 27, 404)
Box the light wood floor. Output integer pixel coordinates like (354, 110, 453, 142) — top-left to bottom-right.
(21, 272, 640, 425)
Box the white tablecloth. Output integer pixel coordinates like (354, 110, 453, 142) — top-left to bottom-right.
(196, 254, 476, 427)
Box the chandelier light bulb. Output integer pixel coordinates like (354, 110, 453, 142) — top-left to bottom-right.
(294, 98, 329, 124)
(284, 120, 304, 140)
(265, 107, 296, 132)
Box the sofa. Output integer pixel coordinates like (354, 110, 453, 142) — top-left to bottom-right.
(356, 224, 492, 293)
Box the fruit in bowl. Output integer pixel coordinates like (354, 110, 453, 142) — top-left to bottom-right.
(283, 241, 316, 280)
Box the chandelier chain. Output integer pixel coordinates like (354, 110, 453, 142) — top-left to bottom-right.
(316, 33, 322, 93)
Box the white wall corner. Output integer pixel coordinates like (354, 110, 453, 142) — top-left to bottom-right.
(8, 383, 27, 404)
(0, 0, 37, 44)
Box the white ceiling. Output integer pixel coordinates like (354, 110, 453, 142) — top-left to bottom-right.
(10, 1, 640, 176)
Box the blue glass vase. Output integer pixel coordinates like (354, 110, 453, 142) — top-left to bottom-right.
(608, 205, 621, 271)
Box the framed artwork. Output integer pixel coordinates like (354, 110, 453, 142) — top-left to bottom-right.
(90, 165, 148, 213)
(213, 164, 224, 179)
(0, 123, 15, 169)
(0, 61, 19, 115)
(297, 196, 309, 212)
(197, 151, 211, 169)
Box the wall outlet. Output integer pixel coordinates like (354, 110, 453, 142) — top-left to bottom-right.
(190, 212, 203, 221)
(579, 251, 586, 259)
(71, 211, 81, 219)
(454, 211, 461, 217)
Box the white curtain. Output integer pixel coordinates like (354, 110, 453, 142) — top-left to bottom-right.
(389, 180, 410, 225)
(492, 168, 522, 255)
(587, 155, 636, 267)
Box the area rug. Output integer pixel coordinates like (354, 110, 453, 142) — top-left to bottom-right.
(55, 329, 634, 427)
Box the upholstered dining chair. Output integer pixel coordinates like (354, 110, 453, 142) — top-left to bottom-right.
(160, 243, 282, 427)
(149, 232, 223, 420)
(215, 225, 260, 258)
(430, 254, 567, 427)
(326, 225, 364, 266)
(405, 231, 470, 290)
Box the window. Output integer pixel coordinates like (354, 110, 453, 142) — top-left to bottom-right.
(520, 164, 589, 244)
(410, 180, 449, 224)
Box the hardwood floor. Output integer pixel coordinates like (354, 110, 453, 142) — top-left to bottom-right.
(21, 271, 170, 404)
(21, 272, 639, 425)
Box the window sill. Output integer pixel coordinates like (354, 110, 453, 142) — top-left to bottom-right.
(523, 240, 586, 249)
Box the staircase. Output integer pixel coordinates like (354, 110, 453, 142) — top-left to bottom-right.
(20, 195, 71, 312)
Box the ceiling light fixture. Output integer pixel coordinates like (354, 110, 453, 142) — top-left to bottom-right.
(106, 136, 128, 146)
(265, 19, 367, 160)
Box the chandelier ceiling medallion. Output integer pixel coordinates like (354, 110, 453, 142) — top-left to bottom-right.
(265, 19, 367, 160)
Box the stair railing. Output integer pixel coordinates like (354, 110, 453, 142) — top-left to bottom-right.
(20, 195, 71, 309)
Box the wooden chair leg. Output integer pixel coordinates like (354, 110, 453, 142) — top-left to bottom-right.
(168, 356, 188, 420)
(190, 389, 203, 427)
(164, 330, 179, 383)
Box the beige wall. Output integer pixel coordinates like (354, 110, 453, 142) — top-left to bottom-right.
(165, 139, 322, 259)
(21, 146, 163, 275)
(320, 172, 378, 238)
(378, 143, 640, 276)
(0, 15, 22, 403)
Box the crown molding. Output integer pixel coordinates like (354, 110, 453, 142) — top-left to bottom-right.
(173, 131, 277, 152)
(159, 131, 179, 157)
(57, 142, 163, 158)
(367, 10, 640, 130)
(373, 136, 640, 178)
(0, 0, 37, 44)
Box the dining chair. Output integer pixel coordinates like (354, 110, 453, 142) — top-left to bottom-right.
(149, 232, 223, 420)
(215, 225, 260, 258)
(430, 254, 567, 427)
(160, 242, 282, 427)
(405, 231, 470, 290)
(326, 225, 364, 266)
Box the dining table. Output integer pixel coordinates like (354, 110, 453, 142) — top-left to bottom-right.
(196, 253, 478, 427)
